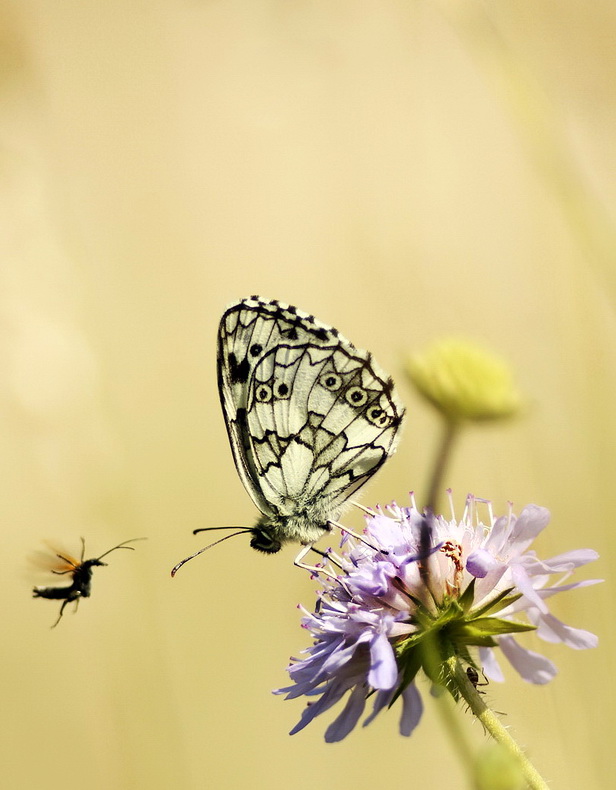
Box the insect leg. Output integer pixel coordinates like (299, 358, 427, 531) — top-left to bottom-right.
(50, 591, 81, 629)
(293, 544, 340, 582)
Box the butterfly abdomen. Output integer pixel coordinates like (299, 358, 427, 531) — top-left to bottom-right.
(251, 508, 336, 553)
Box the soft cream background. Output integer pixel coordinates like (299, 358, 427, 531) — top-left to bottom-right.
(2, 2, 614, 788)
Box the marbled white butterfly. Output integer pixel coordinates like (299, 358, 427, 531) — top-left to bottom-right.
(172, 296, 404, 573)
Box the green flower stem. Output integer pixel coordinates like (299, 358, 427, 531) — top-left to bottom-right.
(425, 419, 460, 513)
(445, 656, 550, 790)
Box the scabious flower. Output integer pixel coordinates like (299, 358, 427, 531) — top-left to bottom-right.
(275, 495, 600, 742)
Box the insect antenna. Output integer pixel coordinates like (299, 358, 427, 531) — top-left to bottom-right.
(171, 529, 252, 577)
(94, 537, 147, 562)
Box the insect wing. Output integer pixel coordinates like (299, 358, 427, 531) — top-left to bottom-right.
(217, 297, 404, 519)
(217, 299, 283, 515)
(30, 542, 81, 576)
(246, 341, 403, 514)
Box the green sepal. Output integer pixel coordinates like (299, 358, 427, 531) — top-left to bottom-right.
(471, 588, 522, 618)
(458, 578, 476, 612)
(452, 616, 536, 644)
(456, 634, 499, 647)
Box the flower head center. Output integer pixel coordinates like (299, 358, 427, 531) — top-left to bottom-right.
(439, 539, 464, 594)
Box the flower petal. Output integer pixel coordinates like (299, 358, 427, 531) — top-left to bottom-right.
(479, 647, 505, 682)
(368, 632, 398, 689)
(498, 635, 557, 684)
(399, 683, 423, 736)
(510, 505, 550, 550)
(288, 679, 351, 734)
(466, 548, 501, 578)
(542, 549, 599, 568)
(511, 564, 549, 613)
(324, 685, 367, 742)
(362, 688, 395, 728)
(535, 613, 599, 649)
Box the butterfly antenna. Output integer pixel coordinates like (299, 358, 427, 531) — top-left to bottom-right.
(95, 537, 147, 562)
(171, 530, 251, 577)
(192, 526, 251, 535)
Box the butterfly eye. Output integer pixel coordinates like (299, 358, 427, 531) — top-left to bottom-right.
(255, 383, 273, 403)
(273, 380, 291, 399)
(345, 386, 368, 408)
(319, 372, 342, 392)
(366, 406, 392, 427)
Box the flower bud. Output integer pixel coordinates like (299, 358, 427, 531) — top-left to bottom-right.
(406, 339, 522, 423)
(474, 744, 525, 790)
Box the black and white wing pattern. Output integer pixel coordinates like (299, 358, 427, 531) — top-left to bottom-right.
(217, 296, 405, 553)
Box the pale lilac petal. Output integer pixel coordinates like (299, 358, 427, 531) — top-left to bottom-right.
(483, 514, 511, 554)
(320, 633, 369, 675)
(479, 647, 505, 682)
(535, 613, 599, 649)
(511, 564, 549, 613)
(289, 680, 351, 734)
(362, 688, 395, 728)
(466, 548, 501, 578)
(543, 549, 599, 568)
(509, 505, 550, 551)
(368, 632, 398, 690)
(501, 578, 603, 615)
(324, 686, 367, 742)
(537, 578, 603, 597)
(399, 683, 423, 736)
(499, 635, 557, 684)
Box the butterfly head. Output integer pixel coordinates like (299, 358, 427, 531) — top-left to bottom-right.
(249, 521, 282, 554)
(250, 511, 334, 554)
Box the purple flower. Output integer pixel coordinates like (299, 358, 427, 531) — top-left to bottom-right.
(275, 495, 601, 741)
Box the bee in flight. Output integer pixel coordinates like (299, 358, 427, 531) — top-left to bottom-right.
(32, 538, 145, 628)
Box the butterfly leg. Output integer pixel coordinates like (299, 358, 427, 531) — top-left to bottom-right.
(293, 544, 341, 582)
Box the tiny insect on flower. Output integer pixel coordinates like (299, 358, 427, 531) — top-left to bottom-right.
(275, 495, 601, 741)
(32, 538, 145, 628)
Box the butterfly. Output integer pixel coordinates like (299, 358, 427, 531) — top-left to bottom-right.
(172, 296, 405, 574)
(32, 538, 145, 627)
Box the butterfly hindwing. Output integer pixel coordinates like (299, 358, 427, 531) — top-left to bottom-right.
(217, 297, 404, 535)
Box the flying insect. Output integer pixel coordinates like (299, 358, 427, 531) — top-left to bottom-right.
(32, 537, 144, 627)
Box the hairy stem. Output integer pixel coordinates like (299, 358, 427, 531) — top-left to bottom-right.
(444, 656, 550, 790)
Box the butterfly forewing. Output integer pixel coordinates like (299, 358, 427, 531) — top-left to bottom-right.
(217, 296, 405, 545)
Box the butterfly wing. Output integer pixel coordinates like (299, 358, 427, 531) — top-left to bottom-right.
(217, 297, 404, 521)
(217, 297, 295, 516)
(247, 341, 403, 516)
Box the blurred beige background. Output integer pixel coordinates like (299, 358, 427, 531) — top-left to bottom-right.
(2, 1, 614, 788)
